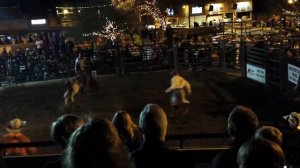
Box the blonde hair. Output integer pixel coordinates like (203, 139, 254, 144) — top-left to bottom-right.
(112, 111, 136, 140)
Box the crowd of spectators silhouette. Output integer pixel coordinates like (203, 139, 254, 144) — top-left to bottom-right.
(0, 27, 221, 84)
(0, 104, 294, 168)
(27, 104, 290, 168)
(0, 32, 77, 82)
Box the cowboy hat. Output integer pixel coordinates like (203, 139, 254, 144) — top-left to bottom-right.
(6, 118, 27, 133)
(283, 112, 300, 130)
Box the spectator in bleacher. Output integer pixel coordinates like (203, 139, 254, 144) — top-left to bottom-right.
(131, 104, 184, 168)
(141, 27, 149, 43)
(112, 111, 142, 152)
(212, 105, 259, 168)
(237, 139, 285, 168)
(165, 72, 191, 116)
(45, 114, 84, 168)
(133, 32, 142, 46)
(63, 118, 133, 168)
(66, 38, 75, 55)
(35, 36, 44, 51)
(1, 47, 7, 56)
(28, 34, 34, 43)
(0, 118, 37, 156)
(149, 28, 156, 43)
(286, 49, 294, 59)
(58, 33, 66, 53)
(75, 54, 86, 74)
(255, 126, 282, 146)
(50, 32, 59, 55)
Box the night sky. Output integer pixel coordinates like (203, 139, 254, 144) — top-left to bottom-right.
(17, 0, 105, 17)
(1, 0, 290, 18)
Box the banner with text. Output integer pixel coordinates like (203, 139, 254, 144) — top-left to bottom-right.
(288, 64, 300, 85)
(246, 64, 266, 84)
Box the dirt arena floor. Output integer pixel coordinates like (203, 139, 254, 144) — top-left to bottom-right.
(0, 69, 290, 153)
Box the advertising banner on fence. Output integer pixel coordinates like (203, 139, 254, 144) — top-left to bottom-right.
(288, 64, 300, 85)
(246, 64, 266, 84)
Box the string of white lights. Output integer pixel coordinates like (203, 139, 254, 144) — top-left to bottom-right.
(137, 0, 166, 29)
(82, 18, 127, 41)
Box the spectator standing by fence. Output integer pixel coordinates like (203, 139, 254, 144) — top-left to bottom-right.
(0, 118, 37, 156)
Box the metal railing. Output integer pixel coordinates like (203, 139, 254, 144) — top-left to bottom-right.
(0, 131, 299, 167)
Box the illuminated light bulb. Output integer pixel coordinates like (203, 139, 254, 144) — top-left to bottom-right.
(63, 9, 69, 14)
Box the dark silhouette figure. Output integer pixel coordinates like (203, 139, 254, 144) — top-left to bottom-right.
(50, 114, 84, 149)
(45, 114, 84, 168)
(63, 118, 133, 168)
(255, 126, 282, 146)
(237, 139, 285, 168)
(131, 104, 185, 168)
(165, 25, 174, 47)
(112, 111, 142, 152)
(212, 105, 259, 168)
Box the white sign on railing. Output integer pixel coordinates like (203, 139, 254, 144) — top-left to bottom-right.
(31, 19, 46, 25)
(288, 64, 300, 85)
(246, 64, 266, 84)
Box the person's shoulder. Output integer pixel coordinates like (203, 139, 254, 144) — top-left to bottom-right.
(212, 148, 238, 167)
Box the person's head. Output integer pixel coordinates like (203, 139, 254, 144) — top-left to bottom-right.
(286, 49, 293, 57)
(237, 139, 285, 168)
(112, 111, 136, 141)
(255, 126, 282, 145)
(64, 118, 132, 168)
(139, 104, 168, 142)
(6, 118, 27, 133)
(51, 114, 84, 149)
(228, 106, 259, 142)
